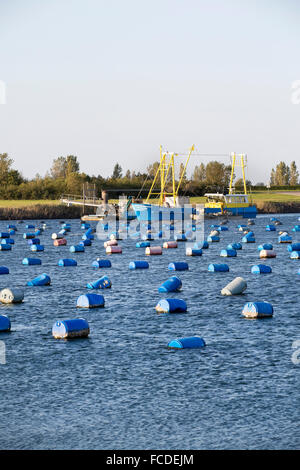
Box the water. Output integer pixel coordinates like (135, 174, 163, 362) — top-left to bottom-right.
(0, 215, 299, 450)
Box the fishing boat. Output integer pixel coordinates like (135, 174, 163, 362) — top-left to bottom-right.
(204, 153, 257, 217)
(131, 147, 257, 222)
(131, 145, 196, 222)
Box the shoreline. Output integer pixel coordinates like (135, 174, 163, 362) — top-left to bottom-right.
(0, 201, 300, 220)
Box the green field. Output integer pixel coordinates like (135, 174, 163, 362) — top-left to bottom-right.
(0, 200, 61, 208)
(0, 191, 299, 208)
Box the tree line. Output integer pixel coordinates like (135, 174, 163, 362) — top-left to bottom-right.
(0, 152, 299, 200)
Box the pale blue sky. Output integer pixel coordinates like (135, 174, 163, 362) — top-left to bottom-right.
(0, 0, 299, 183)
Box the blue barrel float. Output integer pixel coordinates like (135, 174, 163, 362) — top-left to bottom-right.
(266, 225, 276, 231)
(82, 233, 94, 241)
(258, 243, 273, 251)
(278, 234, 292, 243)
(186, 247, 202, 256)
(251, 264, 272, 274)
(287, 243, 300, 252)
(227, 243, 242, 250)
(220, 249, 237, 257)
(52, 319, 90, 339)
(7, 224, 17, 230)
(87, 276, 112, 289)
(76, 294, 105, 308)
(155, 298, 187, 313)
(242, 232, 255, 243)
(34, 229, 42, 236)
(129, 261, 149, 269)
(290, 251, 300, 259)
(70, 245, 85, 253)
(0, 244, 11, 251)
(62, 223, 71, 231)
(22, 258, 42, 265)
(208, 263, 229, 272)
(242, 301, 273, 318)
(136, 241, 150, 248)
(217, 226, 228, 231)
(92, 259, 112, 268)
(168, 336, 205, 349)
(292, 225, 300, 232)
(26, 224, 35, 229)
(1, 239, 14, 245)
(0, 267, 9, 274)
(27, 273, 51, 286)
(207, 235, 220, 243)
(31, 244, 44, 252)
(79, 239, 92, 246)
(168, 262, 189, 271)
(28, 238, 40, 245)
(23, 233, 36, 239)
(81, 223, 90, 230)
(158, 276, 182, 293)
(194, 241, 209, 249)
(58, 259, 77, 266)
(0, 315, 11, 332)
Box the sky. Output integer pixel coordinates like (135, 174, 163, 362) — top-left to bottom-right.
(0, 0, 299, 184)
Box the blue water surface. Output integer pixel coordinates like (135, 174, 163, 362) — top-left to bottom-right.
(0, 214, 299, 449)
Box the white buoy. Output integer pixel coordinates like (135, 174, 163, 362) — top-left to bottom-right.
(221, 277, 247, 296)
(0, 288, 24, 304)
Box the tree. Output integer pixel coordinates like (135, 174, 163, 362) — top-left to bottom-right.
(205, 161, 228, 187)
(147, 162, 160, 179)
(178, 163, 187, 184)
(192, 163, 206, 183)
(234, 178, 252, 190)
(112, 163, 123, 179)
(6, 169, 23, 185)
(50, 156, 67, 179)
(290, 161, 299, 185)
(269, 168, 276, 186)
(125, 170, 131, 179)
(66, 155, 80, 175)
(0, 153, 14, 182)
(274, 162, 290, 186)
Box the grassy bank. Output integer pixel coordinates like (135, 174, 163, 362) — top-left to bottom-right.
(0, 191, 299, 219)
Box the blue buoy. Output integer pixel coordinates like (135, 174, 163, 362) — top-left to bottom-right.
(1, 238, 14, 245)
(26, 224, 35, 229)
(186, 247, 202, 256)
(70, 245, 85, 253)
(292, 225, 300, 232)
(217, 226, 228, 231)
(7, 224, 17, 230)
(251, 264, 272, 274)
(76, 294, 105, 308)
(0, 244, 11, 251)
(266, 225, 276, 231)
(23, 233, 36, 239)
(81, 223, 90, 230)
(288, 243, 300, 252)
(62, 223, 71, 231)
(0, 231, 10, 238)
(168, 336, 205, 349)
(136, 241, 150, 248)
(278, 235, 292, 243)
(158, 276, 182, 293)
(155, 298, 187, 313)
(52, 319, 90, 339)
(290, 251, 300, 259)
(168, 262, 189, 271)
(27, 273, 51, 286)
(87, 276, 112, 289)
(220, 249, 237, 257)
(129, 261, 149, 269)
(27, 238, 40, 245)
(258, 244, 273, 251)
(227, 243, 242, 250)
(82, 234, 94, 241)
(0, 267, 9, 275)
(194, 241, 209, 249)
(242, 235, 255, 243)
(31, 244, 44, 252)
(208, 263, 229, 272)
(34, 230, 41, 236)
(58, 259, 77, 266)
(22, 258, 42, 265)
(242, 301, 273, 318)
(0, 315, 11, 332)
(79, 239, 92, 246)
(207, 235, 220, 242)
(92, 259, 112, 268)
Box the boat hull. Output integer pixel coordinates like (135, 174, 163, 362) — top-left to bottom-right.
(132, 203, 195, 222)
(204, 205, 257, 218)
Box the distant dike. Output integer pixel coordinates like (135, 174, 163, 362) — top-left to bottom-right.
(0, 204, 95, 220)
